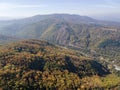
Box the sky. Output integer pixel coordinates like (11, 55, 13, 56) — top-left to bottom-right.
(0, 0, 120, 21)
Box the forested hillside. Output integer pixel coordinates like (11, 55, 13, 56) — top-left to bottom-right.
(0, 39, 119, 90)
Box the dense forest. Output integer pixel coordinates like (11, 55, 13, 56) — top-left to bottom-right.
(0, 39, 119, 90)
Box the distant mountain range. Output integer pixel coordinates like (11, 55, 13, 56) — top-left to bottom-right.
(0, 14, 120, 61)
(94, 14, 120, 22)
(0, 14, 120, 40)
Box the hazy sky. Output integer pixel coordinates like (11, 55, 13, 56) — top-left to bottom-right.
(0, 0, 120, 19)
